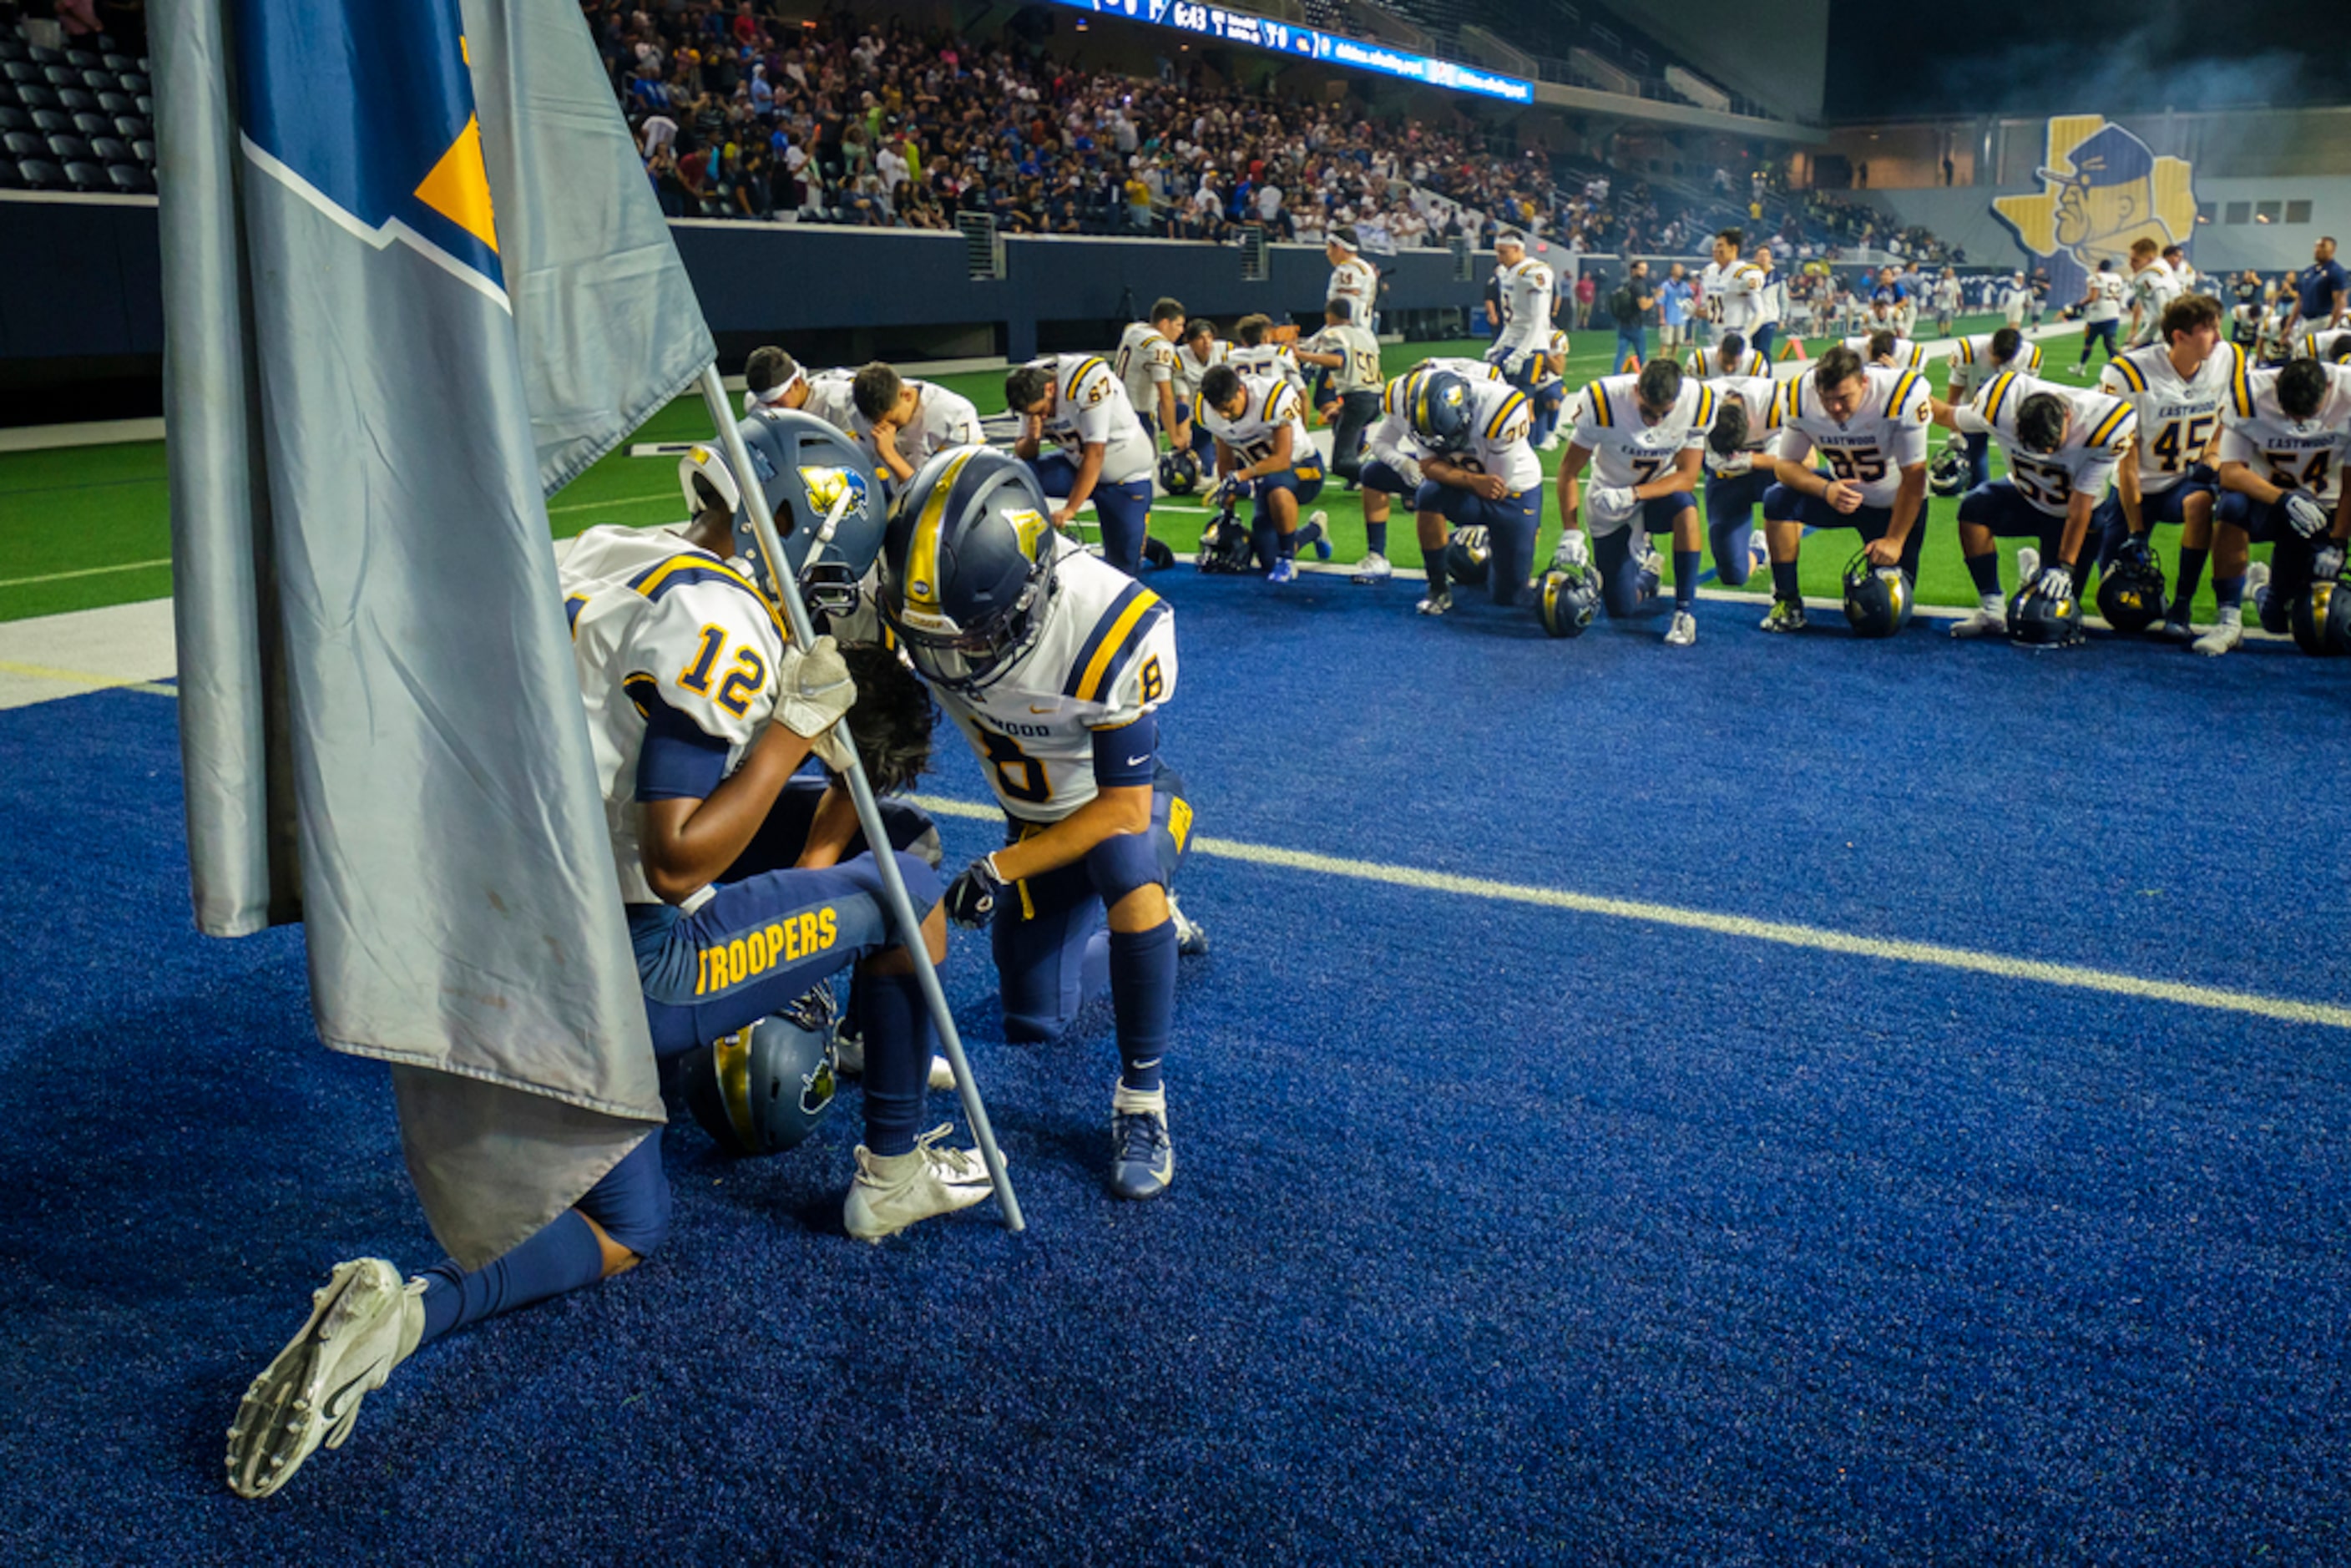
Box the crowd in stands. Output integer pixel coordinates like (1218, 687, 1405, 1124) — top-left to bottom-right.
(588, 3, 1958, 266)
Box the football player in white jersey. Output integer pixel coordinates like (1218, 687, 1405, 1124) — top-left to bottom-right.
(1172, 318, 1231, 470)
(1698, 373, 1781, 590)
(1749, 245, 1785, 361)
(1844, 329, 1926, 371)
(1688, 330, 1770, 381)
(877, 447, 1203, 1201)
(1229, 312, 1307, 398)
(2074, 259, 2130, 372)
(846, 362, 986, 491)
(1116, 296, 1191, 451)
(1294, 296, 1386, 490)
(2094, 293, 2239, 640)
(1397, 367, 1546, 617)
(1197, 363, 1334, 584)
(1352, 357, 1506, 584)
(1553, 358, 1716, 645)
(2125, 237, 2182, 350)
(1486, 230, 1557, 395)
(2001, 272, 2034, 328)
(1005, 354, 1160, 578)
(741, 345, 855, 432)
(2199, 357, 2351, 655)
(1700, 229, 1763, 350)
(1756, 345, 1934, 632)
(1944, 325, 2046, 489)
(1932, 268, 1964, 339)
(1326, 224, 1380, 328)
(1936, 372, 2137, 637)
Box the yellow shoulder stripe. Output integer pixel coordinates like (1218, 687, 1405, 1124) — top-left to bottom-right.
(1694, 384, 1716, 431)
(1591, 379, 1615, 427)
(1485, 392, 1528, 441)
(2089, 401, 2134, 449)
(2110, 354, 2148, 392)
(1888, 370, 1923, 421)
(1984, 372, 2017, 425)
(1069, 357, 1108, 398)
(1074, 589, 1163, 703)
(2231, 346, 2253, 416)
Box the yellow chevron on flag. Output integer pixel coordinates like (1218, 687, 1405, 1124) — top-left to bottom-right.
(414, 113, 500, 254)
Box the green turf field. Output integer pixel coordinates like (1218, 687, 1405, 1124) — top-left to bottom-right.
(0, 315, 2255, 625)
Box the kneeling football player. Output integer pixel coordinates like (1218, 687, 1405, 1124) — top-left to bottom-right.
(223, 418, 988, 1500)
(877, 446, 1205, 1201)
(1197, 362, 1332, 583)
(1400, 367, 1547, 616)
(1550, 358, 1712, 644)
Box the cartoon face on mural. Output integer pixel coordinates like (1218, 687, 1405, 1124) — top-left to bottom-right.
(1994, 116, 2197, 298)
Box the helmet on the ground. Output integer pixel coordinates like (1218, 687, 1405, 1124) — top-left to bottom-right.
(1406, 368, 1474, 451)
(732, 407, 885, 616)
(877, 445, 1060, 692)
(1841, 552, 1914, 638)
(682, 986, 838, 1157)
(2007, 579, 2085, 648)
(1928, 445, 1969, 497)
(1443, 525, 1492, 588)
(1538, 563, 1601, 638)
(1196, 499, 1257, 574)
(1158, 448, 1201, 495)
(2289, 576, 2351, 657)
(2096, 537, 2168, 634)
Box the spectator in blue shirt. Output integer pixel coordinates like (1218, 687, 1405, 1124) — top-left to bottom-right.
(2291, 237, 2348, 331)
(1657, 264, 1694, 357)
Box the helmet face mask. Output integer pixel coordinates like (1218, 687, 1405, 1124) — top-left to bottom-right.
(1928, 446, 1969, 497)
(1538, 562, 1601, 638)
(1841, 551, 1914, 638)
(1408, 369, 1474, 452)
(879, 446, 1063, 694)
(732, 409, 885, 612)
(681, 984, 839, 1158)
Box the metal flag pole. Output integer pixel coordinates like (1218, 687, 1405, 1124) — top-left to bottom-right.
(695, 363, 1024, 1233)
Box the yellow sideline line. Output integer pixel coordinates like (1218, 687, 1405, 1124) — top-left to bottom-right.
(0, 660, 177, 698)
(907, 793, 2351, 1032)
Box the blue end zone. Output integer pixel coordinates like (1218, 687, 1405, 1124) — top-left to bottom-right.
(0, 582, 2346, 1560)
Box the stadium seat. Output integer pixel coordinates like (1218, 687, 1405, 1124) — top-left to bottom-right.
(18, 158, 65, 191)
(135, 94, 152, 116)
(81, 70, 112, 93)
(28, 108, 68, 134)
(132, 138, 154, 165)
(3, 129, 40, 161)
(18, 85, 61, 111)
(65, 49, 99, 69)
(42, 65, 77, 88)
(46, 132, 92, 164)
(114, 114, 149, 141)
(63, 159, 107, 193)
(106, 162, 150, 195)
(88, 134, 129, 164)
(72, 111, 109, 137)
(122, 72, 148, 94)
(56, 86, 95, 111)
(98, 91, 131, 114)
(2, 61, 37, 85)
(0, 107, 25, 133)
(102, 53, 133, 72)
(0, 38, 27, 63)
(26, 45, 66, 66)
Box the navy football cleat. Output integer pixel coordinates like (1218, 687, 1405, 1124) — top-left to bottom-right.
(1109, 1087, 1175, 1201)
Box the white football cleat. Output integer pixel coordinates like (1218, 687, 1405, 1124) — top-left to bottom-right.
(1949, 604, 2008, 639)
(2192, 613, 2243, 657)
(1168, 893, 1209, 958)
(1416, 589, 1453, 616)
(2245, 561, 2271, 618)
(2015, 545, 2040, 586)
(844, 1124, 994, 1242)
(1665, 609, 1698, 646)
(834, 1028, 954, 1092)
(225, 1257, 425, 1499)
(1352, 550, 1393, 584)
(1537, 430, 1565, 452)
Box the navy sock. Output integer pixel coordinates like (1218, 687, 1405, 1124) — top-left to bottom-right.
(852, 969, 933, 1157)
(1964, 551, 2002, 596)
(1770, 559, 1800, 601)
(1673, 549, 1701, 611)
(1251, 519, 1279, 568)
(1365, 517, 1388, 556)
(1277, 524, 1299, 559)
(418, 1209, 604, 1348)
(2173, 546, 2208, 618)
(1427, 554, 1448, 597)
(1107, 920, 1178, 1095)
(2214, 572, 2245, 610)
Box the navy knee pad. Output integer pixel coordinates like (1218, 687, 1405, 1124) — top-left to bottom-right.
(1086, 829, 1166, 908)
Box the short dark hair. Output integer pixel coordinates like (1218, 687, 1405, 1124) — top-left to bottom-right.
(1636, 358, 1682, 410)
(2278, 357, 2328, 420)
(1004, 364, 1052, 411)
(2016, 392, 2068, 454)
(1990, 326, 2024, 364)
(1200, 364, 1243, 409)
(2160, 293, 2222, 343)
(1867, 330, 1898, 363)
(1718, 331, 1746, 365)
(1717, 227, 1744, 250)
(1814, 344, 1866, 392)
(1185, 317, 1217, 343)
(1708, 397, 1749, 458)
(851, 361, 904, 422)
(1150, 296, 1186, 326)
(838, 641, 935, 795)
(746, 346, 799, 395)
(1325, 296, 1354, 323)
(1235, 313, 1272, 346)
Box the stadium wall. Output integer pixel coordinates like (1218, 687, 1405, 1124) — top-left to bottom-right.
(1584, 0, 1828, 124)
(1852, 181, 2350, 276)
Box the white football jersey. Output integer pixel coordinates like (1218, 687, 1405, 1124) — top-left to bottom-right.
(1173, 336, 1231, 399)
(1366, 359, 1506, 471)
(800, 369, 860, 432)
(2084, 272, 2128, 322)
(1493, 257, 1556, 355)
(1958, 373, 2137, 518)
(2219, 367, 2351, 503)
(933, 538, 1178, 824)
(1030, 353, 1157, 485)
(1115, 322, 1181, 422)
(560, 525, 789, 906)
(1701, 375, 1777, 476)
(1327, 255, 1378, 311)
(1770, 363, 1935, 507)
(1706, 260, 1767, 330)
(1688, 341, 1770, 379)
(2130, 259, 2182, 326)
(1229, 341, 1307, 397)
(1568, 372, 1717, 511)
(1947, 333, 2045, 397)
(1202, 371, 1318, 473)
(1843, 333, 1927, 370)
(2099, 340, 2247, 492)
(1307, 321, 1383, 394)
(2002, 284, 2034, 321)
(839, 380, 984, 473)
(1400, 376, 1542, 493)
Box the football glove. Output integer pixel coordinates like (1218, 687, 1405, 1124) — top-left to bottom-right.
(2315, 543, 2347, 583)
(2114, 532, 2153, 569)
(1393, 454, 1425, 490)
(2031, 564, 2075, 604)
(1550, 531, 1591, 571)
(1587, 483, 1638, 524)
(943, 854, 1005, 928)
(2284, 491, 2329, 539)
(772, 635, 857, 741)
(1215, 475, 1251, 508)
(1501, 347, 1535, 381)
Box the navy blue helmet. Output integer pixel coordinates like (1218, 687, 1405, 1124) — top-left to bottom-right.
(1538, 564, 1601, 638)
(877, 445, 1061, 692)
(1443, 525, 1492, 588)
(733, 407, 884, 616)
(2008, 577, 2085, 647)
(2096, 535, 2167, 634)
(1928, 445, 1969, 497)
(1841, 552, 1914, 638)
(2290, 577, 2351, 657)
(1158, 448, 1201, 495)
(1407, 368, 1474, 451)
(682, 986, 838, 1158)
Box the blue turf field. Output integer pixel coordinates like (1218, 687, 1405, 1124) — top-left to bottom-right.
(3, 579, 2349, 1565)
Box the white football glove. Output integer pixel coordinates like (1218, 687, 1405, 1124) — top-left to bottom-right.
(1393, 455, 1425, 490)
(2315, 544, 2347, 582)
(2284, 491, 2329, 539)
(772, 635, 857, 741)
(1550, 531, 1591, 572)
(1587, 483, 1639, 524)
(2032, 564, 2075, 604)
(1502, 347, 1534, 382)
